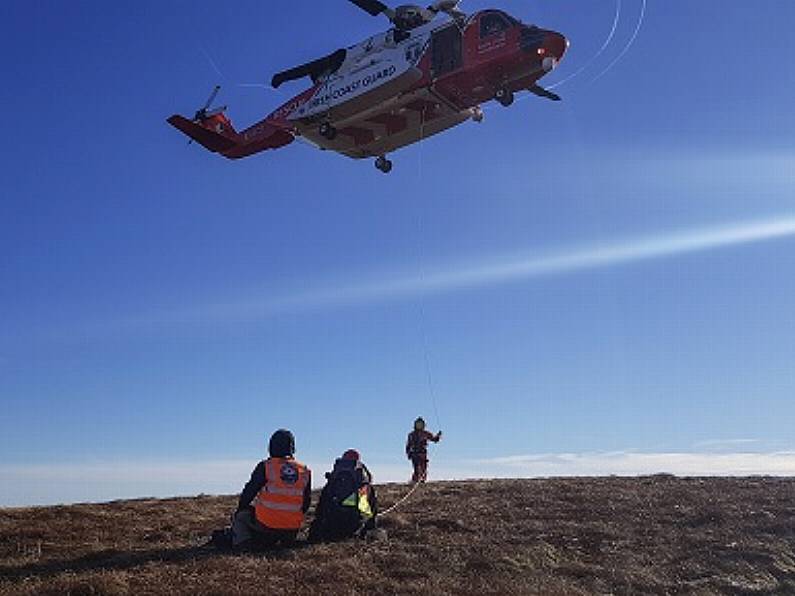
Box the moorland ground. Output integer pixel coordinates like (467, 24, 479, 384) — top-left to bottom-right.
(2, 477, 795, 595)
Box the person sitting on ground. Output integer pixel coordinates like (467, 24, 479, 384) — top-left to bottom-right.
(406, 417, 442, 483)
(212, 428, 312, 550)
(308, 449, 377, 542)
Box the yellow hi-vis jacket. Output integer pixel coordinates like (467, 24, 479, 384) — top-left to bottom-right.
(342, 485, 373, 519)
(253, 457, 310, 530)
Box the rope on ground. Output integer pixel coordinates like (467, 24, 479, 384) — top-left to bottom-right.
(380, 481, 424, 517)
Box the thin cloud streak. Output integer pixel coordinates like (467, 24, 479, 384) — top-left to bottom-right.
(692, 438, 761, 450)
(475, 451, 795, 477)
(165, 216, 795, 325)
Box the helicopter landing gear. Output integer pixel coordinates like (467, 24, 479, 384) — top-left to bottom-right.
(495, 88, 515, 107)
(375, 155, 393, 174)
(471, 106, 484, 123)
(319, 122, 337, 141)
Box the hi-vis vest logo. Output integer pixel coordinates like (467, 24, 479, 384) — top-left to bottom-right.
(280, 462, 299, 484)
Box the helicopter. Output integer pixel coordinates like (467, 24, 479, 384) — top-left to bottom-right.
(167, 0, 568, 173)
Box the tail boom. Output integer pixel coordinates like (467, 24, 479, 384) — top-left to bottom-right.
(167, 113, 294, 160)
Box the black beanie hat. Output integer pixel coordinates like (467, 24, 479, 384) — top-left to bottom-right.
(269, 429, 296, 458)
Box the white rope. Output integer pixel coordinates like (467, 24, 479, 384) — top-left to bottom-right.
(415, 106, 442, 430)
(380, 481, 424, 517)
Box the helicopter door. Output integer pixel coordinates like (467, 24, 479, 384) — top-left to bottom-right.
(432, 25, 463, 78)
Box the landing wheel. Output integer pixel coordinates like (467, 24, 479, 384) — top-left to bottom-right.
(496, 88, 515, 107)
(375, 156, 393, 174)
(471, 106, 484, 123)
(319, 122, 337, 141)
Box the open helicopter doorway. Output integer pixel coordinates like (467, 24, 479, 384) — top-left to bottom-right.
(431, 24, 463, 78)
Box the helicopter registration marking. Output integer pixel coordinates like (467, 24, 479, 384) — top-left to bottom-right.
(269, 99, 303, 122)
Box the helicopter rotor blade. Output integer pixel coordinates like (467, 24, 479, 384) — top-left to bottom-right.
(272, 48, 347, 89)
(194, 85, 222, 121)
(348, 0, 394, 18)
(202, 85, 221, 112)
(428, 0, 465, 19)
(428, 0, 459, 12)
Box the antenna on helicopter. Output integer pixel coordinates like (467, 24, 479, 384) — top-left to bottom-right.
(193, 85, 227, 122)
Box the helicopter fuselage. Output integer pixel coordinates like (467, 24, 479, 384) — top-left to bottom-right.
(167, 9, 568, 169)
(271, 10, 567, 159)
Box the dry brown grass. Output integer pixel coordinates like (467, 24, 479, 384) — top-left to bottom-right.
(2, 478, 795, 595)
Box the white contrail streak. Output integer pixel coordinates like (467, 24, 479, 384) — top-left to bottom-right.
(548, 0, 622, 90)
(201, 48, 226, 81)
(591, 0, 648, 83)
(176, 216, 795, 323)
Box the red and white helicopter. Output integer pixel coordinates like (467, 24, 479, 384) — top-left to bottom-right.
(168, 0, 568, 173)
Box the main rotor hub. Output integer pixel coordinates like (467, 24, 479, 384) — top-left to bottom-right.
(393, 4, 434, 30)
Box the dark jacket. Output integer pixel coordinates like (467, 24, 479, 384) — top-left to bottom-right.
(406, 429, 441, 459)
(238, 459, 312, 513)
(309, 459, 378, 541)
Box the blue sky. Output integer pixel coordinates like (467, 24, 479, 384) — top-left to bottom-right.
(1, 0, 795, 506)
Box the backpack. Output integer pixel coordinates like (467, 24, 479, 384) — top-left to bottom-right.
(327, 458, 364, 507)
(316, 459, 370, 539)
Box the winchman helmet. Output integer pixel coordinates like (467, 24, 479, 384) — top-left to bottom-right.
(414, 417, 426, 431)
(269, 429, 296, 458)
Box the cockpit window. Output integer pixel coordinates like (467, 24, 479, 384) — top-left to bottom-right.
(480, 12, 510, 38)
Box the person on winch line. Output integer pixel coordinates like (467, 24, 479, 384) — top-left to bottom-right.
(308, 449, 378, 542)
(406, 417, 442, 483)
(211, 428, 312, 550)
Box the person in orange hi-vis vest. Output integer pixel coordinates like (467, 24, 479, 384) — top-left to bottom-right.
(227, 428, 312, 549)
(406, 417, 442, 483)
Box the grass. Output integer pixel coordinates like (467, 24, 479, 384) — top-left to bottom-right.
(2, 477, 795, 594)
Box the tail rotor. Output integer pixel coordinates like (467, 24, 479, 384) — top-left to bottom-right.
(193, 85, 227, 122)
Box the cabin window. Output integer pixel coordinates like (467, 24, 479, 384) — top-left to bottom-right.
(480, 12, 510, 38)
(432, 25, 463, 77)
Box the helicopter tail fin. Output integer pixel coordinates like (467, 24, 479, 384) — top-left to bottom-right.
(167, 113, 294, 159)
(167, 113, 240, 154)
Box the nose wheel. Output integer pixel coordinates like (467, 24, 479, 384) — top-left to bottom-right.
(471, 106, 484, 123)
(319, 122, 337, 141)
(375, 156, 393, 174)
(495, 88, 515, 107)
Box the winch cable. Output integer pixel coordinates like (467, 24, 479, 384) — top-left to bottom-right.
(415, 105, 443, 431)
(375, 110, 441, 522)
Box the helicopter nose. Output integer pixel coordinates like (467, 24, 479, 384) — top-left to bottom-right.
(546, 31, 568, 59)
(539, 31, 569, 71)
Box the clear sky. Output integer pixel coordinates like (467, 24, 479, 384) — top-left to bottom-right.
(1, 1, 795, 506)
